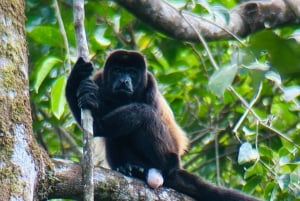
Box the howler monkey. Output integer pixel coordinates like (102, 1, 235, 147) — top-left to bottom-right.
(66, 50, 261, 201)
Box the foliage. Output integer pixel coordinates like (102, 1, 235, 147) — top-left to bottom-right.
(26, 0, 300, 200)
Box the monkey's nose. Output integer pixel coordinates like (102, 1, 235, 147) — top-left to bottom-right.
(120, 79, 130, 85)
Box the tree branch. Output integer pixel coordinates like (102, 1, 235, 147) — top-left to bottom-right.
(73, 0, 94, 200)
(49, 159, 194, 201)
(115, 0, 299, 41)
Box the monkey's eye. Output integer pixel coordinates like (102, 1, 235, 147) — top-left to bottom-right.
(127, 68, 138, 78)
(112, 67, 122, 75)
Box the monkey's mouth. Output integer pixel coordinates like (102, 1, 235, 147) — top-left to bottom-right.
(114, 88, 134, 96)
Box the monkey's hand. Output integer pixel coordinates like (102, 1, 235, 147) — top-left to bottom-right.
(70, 57, 94, 81)
(77, 79, 99, 110)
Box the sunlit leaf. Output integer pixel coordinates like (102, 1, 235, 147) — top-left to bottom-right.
(137, 34, 152, 50)
(34, 57, 62, 93)
(242, 127, 256, 136)
(291, 29, 300, 42)
(51, 76, 67, 119)
(211, 5, 230, 24)
(281, 86, 300, 102)
(280, 163, 299, 173)
(231, 48, 255, 65)
(243, 62, 270, 71)
(28, 26, 64, 47)
(94, 27, 111, 47)
(265, 71, 281, 85)
(238, 142, 259, 164)
(208, 65, 237, 97)
(276, 174, 290, 191)
(193, 1, 211, 14)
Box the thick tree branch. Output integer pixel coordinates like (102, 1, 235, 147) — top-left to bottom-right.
(115, 0, 299, 41)
(49, 159, 194, 201)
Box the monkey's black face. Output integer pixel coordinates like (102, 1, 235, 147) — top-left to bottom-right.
(110, 66, 139, 97)
(102, 50, 147, 100)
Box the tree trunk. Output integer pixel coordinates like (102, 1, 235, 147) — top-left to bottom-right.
(0, 1, 51, 200)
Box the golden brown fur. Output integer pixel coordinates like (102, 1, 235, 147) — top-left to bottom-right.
(158, 92, 188, 157)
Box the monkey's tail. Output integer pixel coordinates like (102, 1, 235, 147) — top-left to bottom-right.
(164, 169, 262, 201)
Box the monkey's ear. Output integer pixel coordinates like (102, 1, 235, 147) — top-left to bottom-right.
(104, 50, 146, 70)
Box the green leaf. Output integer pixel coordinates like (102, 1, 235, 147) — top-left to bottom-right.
(265, 71, 281, 85)
(158, 71, 184, 84)
(281, 86, 300, 102)
(243, 175, 262, 193)
(28, 26, 64, 47)
(264, 182, 277, 199)
(93, 27, 111, 47)
(211, 5, 230, 24)
(280, 163, 299, 173)
(278, 147, 291, 158)
(120, 9, 134, 27)
(208, 65, 238, 97)
(193, 1, 211, 14)
(259, 144, 274, 158)
(250, 30, 300, 76)
(244, 163, 264, 179)
(243, 62, 270, 71)
(51, 76, 67, 119)
(34, 57, 62, 93)
(248, 69, 264, 92)
(276, 174, 290, 191)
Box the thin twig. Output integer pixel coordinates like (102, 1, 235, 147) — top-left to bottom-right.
(214, 130, 221, 185)
(73, 0, 94, 201)
(53, 0, 71, 71)
(179, 10, 219, 71)
(229, 86, 300, 149)
(39, 108, 83, 156)
(232, 82, 263, 139)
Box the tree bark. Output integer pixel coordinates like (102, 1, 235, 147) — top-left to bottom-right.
(49, 159, 194, 201)
(115, 0, 300, 41)
(0, 1, 51, 200)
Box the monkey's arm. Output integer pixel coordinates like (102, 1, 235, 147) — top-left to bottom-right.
(65, 57, 95, 124)
(98, 103, 159, 138)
